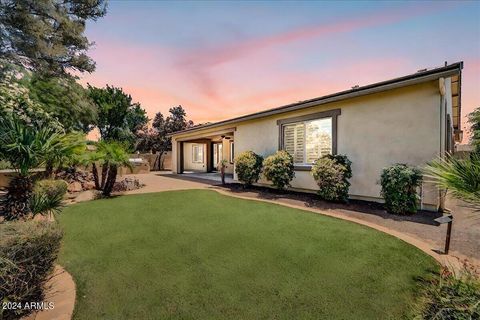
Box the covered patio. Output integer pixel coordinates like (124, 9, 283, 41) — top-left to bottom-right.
(172, 127, 235, 177)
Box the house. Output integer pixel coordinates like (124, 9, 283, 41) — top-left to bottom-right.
(170, 62, 463, 211)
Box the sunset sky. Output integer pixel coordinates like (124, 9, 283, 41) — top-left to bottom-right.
(79, 1, 480, 141)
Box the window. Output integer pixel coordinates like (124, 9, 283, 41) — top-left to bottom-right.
(229, 141, 234, 163)
(192, 144, 204, 163)
(282, 117, 333, 165)
(213, 143, 222, 166)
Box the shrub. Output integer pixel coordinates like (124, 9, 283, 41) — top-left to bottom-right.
(30, 179, 67, 217)
(34, 179, 68, 199)
(311, 154, 352, 202)
(0, 221, 63, 320)
(415, 263, 480, 319)
(262, 150, 295, 189)
(0, 160, 11, 170)
(235, 151, 263, 186)
(380, 164, 422, 214)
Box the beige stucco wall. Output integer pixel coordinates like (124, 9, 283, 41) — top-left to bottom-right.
(173, 80, 447, 210)
(220, 139, 234, 174)
(183, 142, 207, 172)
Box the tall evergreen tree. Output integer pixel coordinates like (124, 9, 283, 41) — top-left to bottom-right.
(0, 0, 107, 75)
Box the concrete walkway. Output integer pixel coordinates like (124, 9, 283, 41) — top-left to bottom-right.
(126, 172, 479, 267)
(23, 266, 76, 320)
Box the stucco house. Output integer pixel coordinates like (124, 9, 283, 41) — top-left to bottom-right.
(170, 62, 463, 211)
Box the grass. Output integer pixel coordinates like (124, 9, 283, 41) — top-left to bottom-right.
(58, 190, 437, 319)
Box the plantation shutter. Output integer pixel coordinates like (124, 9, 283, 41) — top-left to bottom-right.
(283, 123, 305, 163)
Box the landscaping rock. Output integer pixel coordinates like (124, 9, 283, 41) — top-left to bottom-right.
(82, 181, 96, 190)
(112, 177, 144, 192)
(67, 181, 82, 193)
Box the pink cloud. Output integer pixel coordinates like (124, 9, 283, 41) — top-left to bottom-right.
(81, 2, 476, 143)
(173, 2, 454, 106)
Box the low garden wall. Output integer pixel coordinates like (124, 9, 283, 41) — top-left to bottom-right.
(0, 169, 45, 189)
(129, 152, 171, 171)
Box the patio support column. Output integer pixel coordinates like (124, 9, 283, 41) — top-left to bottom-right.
(179, 141, 184, 174)
(206, 142, 213, 172)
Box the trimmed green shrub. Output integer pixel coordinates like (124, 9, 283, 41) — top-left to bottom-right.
(235, 151, 263, 187)
(415, 264, 480, 319)
(0, 221, 63, 320)
(380, 164, 422, 214)
(311, 154, 352, 202)
(263, 150, 295, 189)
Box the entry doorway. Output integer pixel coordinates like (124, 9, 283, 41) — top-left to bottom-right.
(212, 142, 223, 171)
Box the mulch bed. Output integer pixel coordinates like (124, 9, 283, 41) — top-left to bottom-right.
(215, 182, 443, 226)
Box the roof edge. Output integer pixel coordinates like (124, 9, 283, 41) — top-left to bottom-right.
(171, 61, 463, 137)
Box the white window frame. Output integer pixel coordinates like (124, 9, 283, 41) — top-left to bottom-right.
(192, 144, 204, 163)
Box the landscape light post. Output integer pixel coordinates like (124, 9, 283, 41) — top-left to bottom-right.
(434, 214, 453, 255)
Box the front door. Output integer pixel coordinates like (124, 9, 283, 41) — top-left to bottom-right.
(212, 142, 223, 170)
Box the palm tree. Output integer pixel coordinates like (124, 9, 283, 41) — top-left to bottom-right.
(44, 132, 86, 178)
(425, 153, 480, 211)
(92, 141, 131, 197)
(0, 117, 60, 219)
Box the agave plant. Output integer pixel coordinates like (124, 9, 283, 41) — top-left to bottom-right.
(425, 153, 480, 211)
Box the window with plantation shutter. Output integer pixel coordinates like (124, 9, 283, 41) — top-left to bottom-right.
(283, 123, 305, 163)
(282, 117, 333, 164)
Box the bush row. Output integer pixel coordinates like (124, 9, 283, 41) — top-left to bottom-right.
(235, 151, 352, 202)
(235, 150, 423, 214)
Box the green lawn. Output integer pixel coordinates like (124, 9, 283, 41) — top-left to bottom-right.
(59, 190, 436, 319)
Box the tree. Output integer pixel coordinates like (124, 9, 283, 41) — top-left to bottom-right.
(0, 0, 107, 75)
(0, 64, 63, 130)
(165, 105, 194, 133)
(26, 73, 97, 132)
(468, 107, 480, 153)
(88, 84, 148, 146)
(135, 105, 193, 170)
(88, 141, 131, 197)
(0, 116, 74, 220)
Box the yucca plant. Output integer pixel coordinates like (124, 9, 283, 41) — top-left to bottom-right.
(425, 153, 480, 211)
